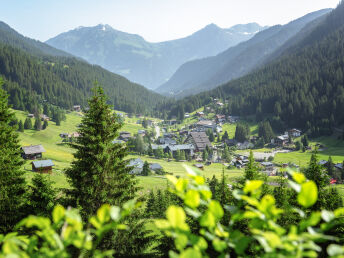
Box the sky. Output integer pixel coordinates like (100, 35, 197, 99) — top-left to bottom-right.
(1, 0, 341, 43)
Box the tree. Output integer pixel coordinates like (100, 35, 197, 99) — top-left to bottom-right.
(302, 135, 309, 147)
(145, 190, 156, 217)
(202, 149, 208, 161)
(327, 156, 334, 177)
(258, 121, 274, 144)
(24, 117, 32, 129)
(304, 152, 329, 190)
(222, 131, 229, 142)
(295, 141, 301, 151)
(235, 124, 249, 142)
(244, 150, 261, 181)
(142, 118, 148, 129)
(0, 79, 27, 234)
(55, 115, 61, 126)
(65, 86, 152, 254)
(27, 173, 56, 217)
(142, 161, 150, 176)
(148, 143, 153, 156)
(42, 120, 48, 130)
(18, 120, 24, 132)
(135, 135, 145, 155)
(34, 115, 42, 131)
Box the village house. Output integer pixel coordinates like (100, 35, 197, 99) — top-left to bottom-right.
(159, 137, 177, 145)
(194, 163, 204, 170)
(227, 116, 239, 123)
(118, 131, 132, 142)
(236, 141, 254, 150)
(73, 105, 81, 112)
(184, 113, 190, 118)
(195, 120, 217, 132)
(166, 144, 195, 157)
(21, 144, 46, 160)
(138, 129, 146, 137)
(216, 101, 224, 107)
(165, 119, 178, 126)
(271, 134, 289, 147)
(31, 160, 54, 173)
(186, 132, 212, 152)
(27, 113, 34, 118)
(196, 111, 205, 117)
(215, 114, 226, 124)
(288, 128, 302, 137)
(149, 163, 163, 171)
(128, 158, 144, 175)
(40, 114, 50, 121)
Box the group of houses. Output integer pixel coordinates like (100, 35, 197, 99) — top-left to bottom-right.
(271, 129, 302, 147)
(127, 158, 163, 175)
(21, 144, 54, 173)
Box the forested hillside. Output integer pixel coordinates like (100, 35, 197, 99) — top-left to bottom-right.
(165, 2, 344, 136)
(156, 9, 331, 97)
(0, 23, 165, 115)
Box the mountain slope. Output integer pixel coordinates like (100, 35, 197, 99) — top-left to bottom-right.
(0, 22, 164, 115)
(164, 3, 344, 136)
(46, 23, 266, 89)
(157, 9, 331, 97)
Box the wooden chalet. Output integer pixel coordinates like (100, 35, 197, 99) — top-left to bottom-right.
(32, 160, 54, 173)
(21, 145, 46, 160)
(186, 132, 212, 152)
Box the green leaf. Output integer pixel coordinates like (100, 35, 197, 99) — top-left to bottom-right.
(208, 201, 224, 220)
(327, 244, 344, 256)
(244, 180, 263, 194)
(200, 211, 216, 228)
(293, 172, 306, 184)
(180, 248, 202, 258)
(334, 207, 344, 217)
(175, 233, 188, 250)
(321, 210, 335, 222)
(52, 205, 65, 224)
(97, 204, 111, 223)
(297, 181, 318, 208)
(175, 179, 188, 193)
(184, 190, 200, 208)
(213, 238, 227, 252)
(166, 206, 186, 228)
(110, 206, 121, 221)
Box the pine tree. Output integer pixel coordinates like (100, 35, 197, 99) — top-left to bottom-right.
(55, 114, 61, 126)
(24, 117, 32, 129)
(34, 115, 42, 131)
(42, 120, 48, 130)
(18, 120, 24, 132)
(244, 150, 260, 180)
(0, 79, 27, 234)
(148, 143, 153, 156)
(142, 161, 150, 176)
(145, 190, 156, 218)
(327, 156, 334, 177)
(27, 173, 56, 217)
(65, 86, 152, 254)
(202, 149, 208, 161)
(222, 131, 229, 142)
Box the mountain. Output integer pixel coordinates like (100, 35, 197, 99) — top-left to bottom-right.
(0, 22, 164, 115)
(164, 3, 344, 136)
(46, 23, 267, 89)
(157, 9, 332, 97)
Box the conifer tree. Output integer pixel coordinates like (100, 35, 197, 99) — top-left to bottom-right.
(244, 150, 260, 180)
(34, 115, 42, 131)
(65, 86, 152, 254)
(304, 152, 329, 190)
(18, 120, 24, 132)
(142, 161, 150, 176)
(24, 117, 32, 129)
(27, 173, 56, 217)
(0, 79, 27, 234)
(145, 190, 156, 218)
(327, 156, 334, 177)
(202, 149, 208, 161)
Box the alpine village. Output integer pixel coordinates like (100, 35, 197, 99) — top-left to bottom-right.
(1, 1, 344, 257)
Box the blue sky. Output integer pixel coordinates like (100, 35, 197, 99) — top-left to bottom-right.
(1, 0, 340, 42)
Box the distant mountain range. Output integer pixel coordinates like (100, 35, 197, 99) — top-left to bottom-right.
(46, 23, 267, 89)
(156, 8, 332, 97)
(0, 22, 164, 114)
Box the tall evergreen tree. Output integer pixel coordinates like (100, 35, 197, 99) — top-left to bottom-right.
(0, 79, 27, 234)
(27, 173, 56, 217)
(145, 190, 156, 218)
(34, 115, 42, 131)
(24, 117, 32, 129)
(42, 120, 48, 130)
(142, 161, 150, 176)
(18, 120, 24, 132)
(65, 86, 152, 255)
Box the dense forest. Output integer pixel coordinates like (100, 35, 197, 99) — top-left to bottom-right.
(0, 22, 166, 115)
(165, 2, 344, 136)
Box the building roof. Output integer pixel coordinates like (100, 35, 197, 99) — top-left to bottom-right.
(22, 145, 46, 155)
(261, 162, 274, 167)
(151, 144, 168, 150)
(318, 160, 328, 166)
(167, 144, 195, 152)
(196, 120, 214, 127)
(32, 160, 54, 168)
(335, 163, 343, 169)
(150, 163, 163, 170)
(190, 132, 212, 151)
(128, 158, 144, 168)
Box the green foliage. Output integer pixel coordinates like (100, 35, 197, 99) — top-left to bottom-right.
(34, 115, 42, 131)
(0, 78, 26, 234)
(42, 120, 48, 130)
(27, 173, 56, 217)
(156, 166, 344, 257)
(142, 161, 150, 176)
(0, 202, 136, 257)
(17, 120, 24, 132)
(234, 124, 250, 142)
(258, 120, 274, 144)
(23, 117, 32, 130)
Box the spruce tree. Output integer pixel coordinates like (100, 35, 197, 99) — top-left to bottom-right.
(65, 86, 152, 254)
(18, 120, 24, 132)
(27, 173, 56, 217)
(42, 120, 48, 130)
(145, 190, 156, 218)
(327, 156, 334, 177)
(202, 149, 208, 161)
(142, 161, 150, 176)
(34, 115, 42, 131)
(0, 79, 27, 234)
(24, 117, 32, 129)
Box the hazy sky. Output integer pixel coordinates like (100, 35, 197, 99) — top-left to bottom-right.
(1, 0, 340, 42)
